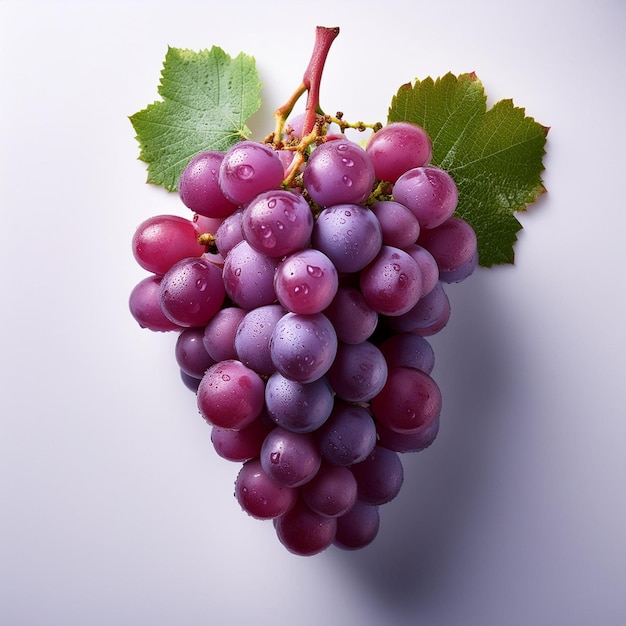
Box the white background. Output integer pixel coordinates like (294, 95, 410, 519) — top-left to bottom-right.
(1, 1, 625, 624)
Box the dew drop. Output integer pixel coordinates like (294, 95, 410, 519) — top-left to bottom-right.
(236, 164, 254, 180)
(268, 198, 277, 209)
(344, 210, 352, 217)
(270, 451, 281, 464)
(284, 206, 297, 222)
(399, 273, 408, 285)
(196, 278, 208, 291)
(337, 143, 349, 152)
(234, 268, 242, 276)
(190, 303, 201, 314)
(392, 263, 401, 272)
(222, 373, 231, 381)
(306, 265, 323, 278)
(341, 158, 354, 167)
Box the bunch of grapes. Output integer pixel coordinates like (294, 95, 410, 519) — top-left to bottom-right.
(129, 119, 477, 555)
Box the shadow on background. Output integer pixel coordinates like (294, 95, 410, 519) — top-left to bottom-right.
(331, 269, 519, 611)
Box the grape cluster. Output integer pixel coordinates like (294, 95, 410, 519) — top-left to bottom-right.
(129, 120, 477, 556)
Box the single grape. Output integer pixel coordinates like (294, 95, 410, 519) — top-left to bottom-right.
(234, 304, 285, 376)
(315, 402, 377, 466)
(269, 312, 337, 383)
(175, 327, 215, 379)
(202, 306, 247, 362)
(322, 286, 378, 344)
(369, 200, 421, 248)
(219, 141, 284, 206)
(274, 498, 337, 556)
(311, 203, 382, 273)
(370, 366, 442, 434)
(385, 281, 451, 336)
(326, 341, 388, 403)
(159, 257, 225, 328)
(349, 445, 404, 505)
(265, 372, 334, 433)
(376, 416, 440, 453)
(378, 332, 435, 374)
(334, 501, 380, 550)
(132, 215, 204, 275)
(359, 245, 423, 316)
(404, 243, 440, 297)
(214, 208, 244, 257)
(303, 139, 375, 206)
(211, 413, 274, 462)
(129, 275, 182, 332)
(300, 463, 358, 518)
(274, 248, 338, 315)
(366, 121, 432, 182)
(222, 240, 280, 310)
(180, 370, 202, 393)
(393, 166, 459, 229)
(417, 216, 478, 281)
(178, 151, 239, 218)
(197, 360, 265, 430)
(242, 189, 314, 257)
(234, 458, 298, 520)
(260, 427, 321, 488)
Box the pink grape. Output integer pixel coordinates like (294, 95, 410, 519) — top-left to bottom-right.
(129, 275, 182, 332)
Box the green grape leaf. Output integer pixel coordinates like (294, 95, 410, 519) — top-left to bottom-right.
(130, 46, 262, 191)
(388, 72, 548, 267)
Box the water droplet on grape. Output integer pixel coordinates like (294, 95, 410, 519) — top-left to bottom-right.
(236, 164, 254, 180)
(222, 373, 231, 381)
(337, 143, 349, 152)
(268, 198, 277, 209)
(342, 176, 353, 187)
(284, 206, 296, 222)
(234, 268, 242, 276)
(306, 265, 322, 278)
(344, 210, 352, 217)
(275, 221, 284, 230)
(392, 263, 401, 272)
(294, 284, 310, 296)
(341, 158, 354, 167)
(196, 278, 207, 291)
(190, 303, 201, 314)
(399, 273, 408, 285)
(270, 451, 281, 464)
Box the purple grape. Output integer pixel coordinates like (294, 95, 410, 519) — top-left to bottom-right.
(180, 370, 202, 393)
(404, 243, 440, 297)
(359, 245, 423, 316)
(378, 332, 435, 374)
(274, 498, 337, 556)
(392, 165, 458, 229)
(316, 402, 377, 466)
(159, 257, 225, 328)
(260, 427, 321, 488)
(326, 341, 388, 403)
(418, 216, 478, 280)
(334, 501, 380, 550)
(311, 203, 382, 273)
(376, 416, 440, 453)
(234, 304, 285, 376)
(175, 327, 216, 379)
(202, 306, 246, 362)
(300, 463, 358, 518)
(274, 248, 338, 315)
(197, 360, 265, 430)
(369, 200, 421, 248)
(219, 141, 284, 206)
(370, 366, 442, 434)
(211, 413, 274, 462)
(242, 189, 314, 257)
(366, 121, 432, 182)
(132, 214, 204, 275)
(265, 372, 334, 433)
(322, 286, 378, 344)
(386, 281, 451, 336)
(349, 445, 404, 505)
(222, 240, 280, 310)
(129, 275, 182, 332)
(269, 312, 337, 383)
(214, 208, 244, 256)
(303, 139, 375, 206)
(235, 458, 298, 520)
(178, 151, 239, 218)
